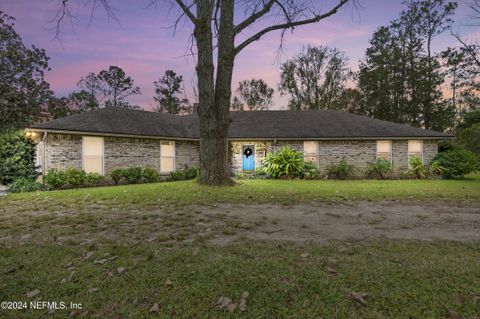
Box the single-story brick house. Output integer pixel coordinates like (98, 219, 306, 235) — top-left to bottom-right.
(26, 107, 452, 178)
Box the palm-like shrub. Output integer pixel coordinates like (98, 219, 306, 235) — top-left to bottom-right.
(406, 156, 428, 179)
(261, 147, 305, 178)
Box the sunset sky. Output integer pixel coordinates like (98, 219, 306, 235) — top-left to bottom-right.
(3, 0, 479, 109)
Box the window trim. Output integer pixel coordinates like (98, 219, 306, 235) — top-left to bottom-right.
(303, 141, 319, 168)
(408, 140, 424, 163)
(82, 136, 104, 175)
(376, 140, 392, 162)
(160, 141, 176, 174)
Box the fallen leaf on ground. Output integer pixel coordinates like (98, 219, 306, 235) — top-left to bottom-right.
(165, 279, 173, 286)
(68, 271, 75, 281)
(27, 289, 40, 298)
(217, 296, 233, 309)
(301, 253, 310, 258)
(83, 251, 94, 260)
(117, 267, 126, 274)
(89, 288, 99, 293)
(226, 302, 237, 313)
(192, 247, 199, 256)
(452, 293, 464, 305)
(239, 291, 249, 312)
(326, 267, 338, 275)
(94, 259, 107, 265)
(149, 303, 159, 313)
(447, 310, 460, 319)
(349, 291, 368, 306)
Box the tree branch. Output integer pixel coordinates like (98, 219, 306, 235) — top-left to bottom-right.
(235, 0, 350, 55)
(174, 0, 197, 24)
(234, 0, 276, 34)
(452, 31, 480, 68)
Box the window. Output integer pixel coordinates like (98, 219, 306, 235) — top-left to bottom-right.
(303, 141, 318, 166)
(376, 140, 392, 161)
(160, 141, 175, 173)
(408, 140, 423, 161)
(83, 136, 104, 175)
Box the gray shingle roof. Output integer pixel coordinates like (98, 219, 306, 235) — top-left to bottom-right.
(30, 107, 452, 139)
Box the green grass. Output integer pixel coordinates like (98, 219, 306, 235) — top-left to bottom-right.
(1, 241, 479, 318)
(2, 174, 480, 209)
(1, 176, 479, 318)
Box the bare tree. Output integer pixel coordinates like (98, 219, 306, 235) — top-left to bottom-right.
(52, 0, 352, 185)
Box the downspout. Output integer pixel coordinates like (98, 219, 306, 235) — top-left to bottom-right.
(42, 131, 47, 181)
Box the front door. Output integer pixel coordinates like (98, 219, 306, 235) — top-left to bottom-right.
(242, 145, 255, 171)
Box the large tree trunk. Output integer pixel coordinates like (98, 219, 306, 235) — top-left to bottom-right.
(195, 0, 235, 185)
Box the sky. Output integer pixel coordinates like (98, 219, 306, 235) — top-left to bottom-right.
(2, 0, 479, 110)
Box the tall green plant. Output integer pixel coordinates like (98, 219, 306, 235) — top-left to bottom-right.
(261, 147, 305, 178)
(368, 159, 393, 179)
(0, 131, 39, 184)
(406, 156, 428, 179)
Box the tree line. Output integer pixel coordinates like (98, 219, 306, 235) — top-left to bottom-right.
(1, 0, 479, 133)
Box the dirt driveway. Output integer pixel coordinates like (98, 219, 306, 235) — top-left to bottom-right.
(1, 200, 479, 246)
(207, 200, 480, 244)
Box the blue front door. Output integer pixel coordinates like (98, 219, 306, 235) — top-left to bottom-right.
(242, 145, 255, 171)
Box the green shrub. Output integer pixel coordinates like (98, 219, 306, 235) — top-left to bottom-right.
(429, 160, 445, 176)
(302, 161, 320, 179)
(0, 131, 39, 184)
(368, 159, 393, 179)
(9, 177, 47, 193)
(64, 168, 86, 187)
(110, 169, 124, 184)
(184, 166, 200, 180)
(261, 147, 305, 178)
(44, 169, 67, 189)
(458, 124, 480, 155)
(433, 149, 478, 179)
(169, 166, 200, 181)
(169, 170, 186, 181)
(327, 159, 355, 179)
(123, 167, 143, 184)
(143, 168, 160, 183)
(85, 172, 103, 185)
(406, 156, 429, 179)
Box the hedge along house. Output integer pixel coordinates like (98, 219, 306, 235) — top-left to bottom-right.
(26, 107, 452, 178)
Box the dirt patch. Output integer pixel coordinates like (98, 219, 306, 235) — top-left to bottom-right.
(203, 200, 480, 244)
(0, 200, 479, 247)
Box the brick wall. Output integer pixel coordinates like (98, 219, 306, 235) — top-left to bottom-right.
(317, 140, 376, 176)
(229, 139, 438, 177)
(40, 134, 438, 178)
(175, 141, 200, 170)
(423, 140, 438, 164)
(44, 134, 82, 172)
(104, 137, 160, 174)
(42, 134, 200, 175)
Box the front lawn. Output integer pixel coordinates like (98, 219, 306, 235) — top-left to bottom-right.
(1, 177, 479, 318)
(2, 174, 480, 208)
(1, 241, 480, 318)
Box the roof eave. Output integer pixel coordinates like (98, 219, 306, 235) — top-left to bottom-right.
(26, 128, 454, 140)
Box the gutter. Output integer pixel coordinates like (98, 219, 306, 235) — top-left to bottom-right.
(26, 128, 454, 142)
